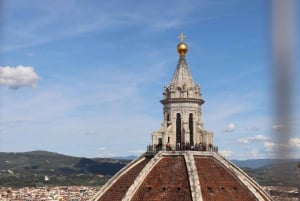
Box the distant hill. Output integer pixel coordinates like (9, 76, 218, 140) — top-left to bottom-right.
(0, 151, 299, 188)
(231, 158, 300, 169)
(112, 155, 138, 160)
(0, 150, 128, 175)
(0, 151, 129, 187)
(232, 158, 300, 187)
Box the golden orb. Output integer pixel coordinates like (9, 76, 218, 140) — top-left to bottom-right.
(177, 42, 188, 57)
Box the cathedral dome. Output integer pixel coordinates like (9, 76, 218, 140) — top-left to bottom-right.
(92, 151, 272, 201)
(91, 34, 272, 201)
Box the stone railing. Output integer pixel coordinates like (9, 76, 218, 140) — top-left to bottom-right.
(147, 143, 218, 153)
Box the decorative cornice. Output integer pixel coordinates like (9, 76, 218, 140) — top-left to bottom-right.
(160, 98, 204, 105)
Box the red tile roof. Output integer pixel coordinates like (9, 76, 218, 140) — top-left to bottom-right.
(97, 157, 151, 201)
(92, 152, 272, 201)
(195, 156, 257, 201)
(132, 156, 192, 201)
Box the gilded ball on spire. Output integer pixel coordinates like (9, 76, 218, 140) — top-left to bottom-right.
(177, 33, 188, 57)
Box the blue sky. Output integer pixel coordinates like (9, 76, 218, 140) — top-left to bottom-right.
(0, 0, 299, 159)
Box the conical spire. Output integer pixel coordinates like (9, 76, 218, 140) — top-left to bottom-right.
(170, 57, 196, 89)
(161, 34, 202, 102)
(169, 33, 198, 95)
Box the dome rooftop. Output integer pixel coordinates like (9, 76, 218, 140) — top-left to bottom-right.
(92, 151, 272, 201)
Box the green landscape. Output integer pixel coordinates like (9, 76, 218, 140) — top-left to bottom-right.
(0, 151, 127, 187)
(0, 151, 299, 188)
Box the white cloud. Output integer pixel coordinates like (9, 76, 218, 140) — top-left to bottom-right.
(237, 149, 264, 159)
(263, 141, 276, 152)
(253, 134, 269, 141)
(219, 150, 234, 158)
(247, 149, 261, 158)
(272, 124, 284, 130)
(238, 134, 270, 144)
(238, 138, 250, 144)
(128, 149, 145, 156)
(271, 124, 291, 132)
(96, 147, 115, 158)
(289, 138, 300, 148)
(263, 140, 297, 158)
(0, 65, 40, 89)
(224, 123, 235, 132)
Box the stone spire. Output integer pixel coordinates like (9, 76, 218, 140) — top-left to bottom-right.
(170, 57, 197, 93)
(161, 34, 202, 102)
(152, 34, 213, 151)
(171, 33, 196, 90)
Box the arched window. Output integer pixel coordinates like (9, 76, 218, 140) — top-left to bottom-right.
(167, 114, 170, 127)
(176, 113, 181, 144)
(189, 113, 194, 145)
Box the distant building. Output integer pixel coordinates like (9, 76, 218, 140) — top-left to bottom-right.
(44, 176, 49, 181)
(91, 34, 273, 201)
